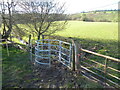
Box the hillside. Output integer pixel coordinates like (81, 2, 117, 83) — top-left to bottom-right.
(68, 10, 118, 22)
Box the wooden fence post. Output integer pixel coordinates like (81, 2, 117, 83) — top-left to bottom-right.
(42, 35, 44, 40)
(42, 35, 45, 51)
(104, 58, 108, 87)
(71, 39, 80, 71)
(74, 41, 80, 72)
(28, 35, 31, 51)
(71, 39, 75, 71)
(6, 39, 9, 56)
(79, 48, 83, 75)
(28, 35, 32, 61)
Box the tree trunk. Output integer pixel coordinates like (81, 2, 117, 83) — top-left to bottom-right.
(37, 34, 40, 40)
(1, 2, 13, 40)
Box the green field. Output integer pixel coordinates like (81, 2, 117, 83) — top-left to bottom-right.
(56, 21, 119, 86)
(2, 21, 118, 58)
(9, 21, 118, 58)
(2, 21, 119, 88)
(56, 21, 118, 41)
(55, 21, 118, 58)
(68, 10, 118, 22)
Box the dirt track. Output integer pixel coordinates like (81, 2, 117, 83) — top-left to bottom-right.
(28, 61, 80, 88)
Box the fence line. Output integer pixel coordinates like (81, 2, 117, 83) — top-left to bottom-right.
(30, 39, 73, 69)
(78, 47, 120, 88)
(28, 35, 120, 88)
(80, 48, 120, 62)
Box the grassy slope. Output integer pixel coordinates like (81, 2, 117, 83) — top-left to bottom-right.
(56, 21, 118, 41)
(69, 11, 118, 22)
(8, 21, 118, 58)
(55, 21, 118, 58)
(2, 21, 119, 88)
(55, 21, 119, 86)
(2, 47, 103, 88)
(2, 47, 33, 88)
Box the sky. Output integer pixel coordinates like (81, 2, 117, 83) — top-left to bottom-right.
(1, 0, 120, 14)
(57, 0, 120, 14)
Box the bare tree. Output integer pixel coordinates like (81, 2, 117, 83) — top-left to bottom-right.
(0, 1, 17, 40)
(0, 0, 28, 41)
(17, 0, 67, 40)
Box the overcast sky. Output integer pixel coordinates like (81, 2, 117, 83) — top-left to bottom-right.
(57, 0, 120, 14)
(1, 0, 120, 14)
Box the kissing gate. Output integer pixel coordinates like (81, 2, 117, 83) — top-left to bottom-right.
(34, 39, 73, 69)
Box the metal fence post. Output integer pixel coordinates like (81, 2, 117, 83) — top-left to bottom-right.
(59, 41, 62, 62)
(69, 44, 72, 68)
(42, 35, 44, 52)
(30, 40, 33, 61)
(48, 40, 51, 67)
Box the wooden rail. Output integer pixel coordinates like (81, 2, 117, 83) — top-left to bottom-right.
(80, 48, 120, 62)
(79, 48, 120, 88)
(28, 36, 120, 88)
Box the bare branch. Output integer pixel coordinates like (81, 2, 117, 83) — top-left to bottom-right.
(16, 0, 67, 40)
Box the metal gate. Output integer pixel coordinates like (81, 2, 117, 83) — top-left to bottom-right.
(35, 39, 72, 69)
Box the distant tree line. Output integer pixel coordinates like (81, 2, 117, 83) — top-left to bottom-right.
(68, 10, 118, 22)
(13, 13, 67, 24)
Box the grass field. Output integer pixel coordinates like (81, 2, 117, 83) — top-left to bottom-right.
(56, 21, 119, 87)
(2, 47, 103, 88)
(2, 21, 119, 88)
(10, 21, 118, 58)
(55, 21, 118, 58)
(2, 21, 118, 58)
(56, 21, 118, 41)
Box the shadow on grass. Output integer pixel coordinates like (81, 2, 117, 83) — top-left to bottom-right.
(2, 47, 33, 88)
(2, 46, 104, 88)
(72, 37, 119, 88)
(73, 37, 119, 59)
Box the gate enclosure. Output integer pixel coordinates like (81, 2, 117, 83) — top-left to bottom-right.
(35, 39, 72, 69)
(29, 35, 120, 88)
